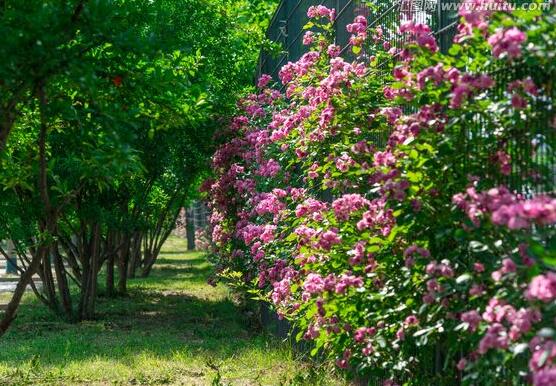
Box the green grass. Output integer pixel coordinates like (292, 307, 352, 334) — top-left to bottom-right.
(0, 236, 343, 385)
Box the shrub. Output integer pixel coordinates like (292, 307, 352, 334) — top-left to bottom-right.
(205, 2, 556, 384)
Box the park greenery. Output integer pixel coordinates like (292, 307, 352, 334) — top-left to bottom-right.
(0, 0, 555, 385)
(206, 2, 556, 385)
(0, 0, 278, 334)
(0, 236, 342, 385)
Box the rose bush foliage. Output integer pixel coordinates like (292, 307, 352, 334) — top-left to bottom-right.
(205, 2, 556, 384)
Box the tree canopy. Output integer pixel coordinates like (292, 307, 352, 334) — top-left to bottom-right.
(0, 0, 277, 332)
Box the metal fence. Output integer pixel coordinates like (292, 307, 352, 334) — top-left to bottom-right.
(187, 201, 209, 229)
(258, 0, 459, 80)
(172, 202, 208, 240)
(258, 0, 555, 195)
(256, 0, 555, 383)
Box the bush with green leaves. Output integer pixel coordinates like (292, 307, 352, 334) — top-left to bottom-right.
(0, 0, 277, 331)
(206, 2, 556, 384)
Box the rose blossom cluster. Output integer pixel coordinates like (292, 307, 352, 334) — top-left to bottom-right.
(488, 27, 526, 59)
(307, 5, 335, 21)
(347, 15, 367, 47)
(205, 6, 555, 384)
(453, 186, 556, 229)
(454, 0, 509, 41)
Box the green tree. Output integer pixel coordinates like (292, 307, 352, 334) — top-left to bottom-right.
(0, 0, 278, 332)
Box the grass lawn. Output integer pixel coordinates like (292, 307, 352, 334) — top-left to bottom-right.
(0, 236, 343, 385)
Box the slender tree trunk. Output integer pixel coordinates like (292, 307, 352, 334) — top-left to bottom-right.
(186, 207, 195, 251)
(86, 223, 100, 317)
(141, 253, 154, 277)
(141, 225, 174, 277)
(53, 242, 73, 319)
(106, 232, 115, 297)
(78, 222, 100, 320)
(141, 229, 156, 278)
(78, 229, 91, 320)
(106, 255, 115, 297)
(29, 83, 66, 317)
(141, 202, 183, 277)
(117, 233, 130, 294)
(58, 232, 82, 283)
(127, 231, 141, 279)
(0, 249, 43, 336)
(0, 102, 18, 154)
(41, 245, 59, 313)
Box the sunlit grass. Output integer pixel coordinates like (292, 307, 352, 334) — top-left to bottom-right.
(0, 236, 343, 385)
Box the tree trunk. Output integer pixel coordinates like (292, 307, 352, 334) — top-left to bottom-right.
(53, 242, 73, 319)
(104, 230, 115, 297)
(106, 249, 115, 297)
(186, 206, 196, 251)
(78, 222, 100, 320)
(0, 248, 43, 336)
(141, 230, 157, 278)
(86, 223, 100, 317)
(127, 231, 141, 279)
(78, 240, 90, 319)
(117, 233, 130, 295)
(141, 250, 154, 278)
(141, 225, 174, 277)
(40, 246, 59, 313)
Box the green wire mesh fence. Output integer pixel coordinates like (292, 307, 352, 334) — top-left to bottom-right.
(256, 1, 554, 383)
(257, 0, 554, 196)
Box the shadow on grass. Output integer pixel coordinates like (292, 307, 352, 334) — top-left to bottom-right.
(154, 257, 208, 266)
(0, 242, 267, 371)
(156, 250, 192, 255)
(136, 258, 213, 285)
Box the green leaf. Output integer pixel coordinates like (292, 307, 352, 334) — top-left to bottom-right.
(448, 44, 461, 56)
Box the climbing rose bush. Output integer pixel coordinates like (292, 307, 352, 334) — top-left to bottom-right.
(205, 2, 556, 384)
